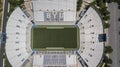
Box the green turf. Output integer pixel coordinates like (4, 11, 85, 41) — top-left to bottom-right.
(31, 25, 78, 49)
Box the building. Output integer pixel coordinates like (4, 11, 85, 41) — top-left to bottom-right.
(5, 0, 104, 67)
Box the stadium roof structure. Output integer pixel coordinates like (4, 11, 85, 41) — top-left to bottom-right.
(32, 0, 77, 23)
(33, 54, 77, 67)
(5, 0, 104, 67)
(77, 7, 104, 67)
(6, 7, 32, 67)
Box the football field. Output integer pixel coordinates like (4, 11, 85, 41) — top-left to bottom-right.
(31, 25, 79, 49)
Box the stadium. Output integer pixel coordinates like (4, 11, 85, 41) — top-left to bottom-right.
(5, 0, 105, 67)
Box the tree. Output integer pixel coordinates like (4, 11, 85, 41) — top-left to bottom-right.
(77, 7, 80, 11)
(104, 46, 113, 54)
(104, 63, 111, 67)
(95, 0, 110, 21)
(103, 15, 110, 21)
(103, 10, 110, 16)
(8, 0, 24, 16)
(77, 0, 82, 11)
(96, 0, 106, 8)
(108, 58, 112, 64)
(103, 55, 113, 64)
(103, 22, 110, 29)
(99, 7, 110, 17)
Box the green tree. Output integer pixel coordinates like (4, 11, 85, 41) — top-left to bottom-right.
(103, 23, 110, 28)
(95, 0, 110, 21)
(104, 63, 111, 67)
(104, 46, 113, 53)
(96, 0, 106, 8)
(103, 55, 113, 64)
(103, 10, 110, 16)
(8, 0, 24, 16)
(103, 16, 110, 21)
(77, 0, 82, 11)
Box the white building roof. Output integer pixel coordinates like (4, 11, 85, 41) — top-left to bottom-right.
(33, 54, 77, 67)
(33, 55, 44, 67)
(66, 55, 77, 67)
(32, 0, 77, 22)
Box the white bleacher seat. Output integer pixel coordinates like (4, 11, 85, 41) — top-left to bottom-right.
(78, 7, 104, 67)
(6, 7, 32, 67)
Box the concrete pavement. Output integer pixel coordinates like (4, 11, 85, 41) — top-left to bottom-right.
(108, 2, 120, 67)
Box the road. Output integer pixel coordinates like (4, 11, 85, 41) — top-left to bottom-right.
(2, 0, 8, 32)
(0, 0, 9, 67)
(0, 42, 3, 67)
(108, 3, 120, 67)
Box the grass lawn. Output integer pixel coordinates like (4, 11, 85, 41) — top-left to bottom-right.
(31, 25, 79, 49)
